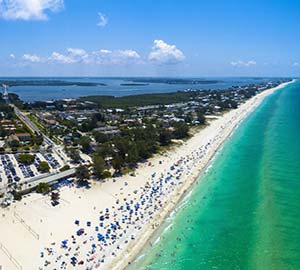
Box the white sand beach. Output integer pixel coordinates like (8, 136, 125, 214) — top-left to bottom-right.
(0, 81, 293, 270)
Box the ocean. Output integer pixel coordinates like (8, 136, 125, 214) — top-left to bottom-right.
(0, 77, 277, 102)
(128, 81, 300, 270)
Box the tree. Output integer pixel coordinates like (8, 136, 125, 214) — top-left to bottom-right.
(37, 161, 50, 173)
(102, 171, 111, 179)
(184, 113, 193, 124)
(18, 154, 35, 165)
(33, 133, 44, 145)
(173, 122, 189, 139)
(92, 112, 105, 123)
(60, 164, 70, 172)
(36, 182, 50, 194)
(13, 192, 22, 201)
(92, 154, 106, 179)
(80, 120, 97, 132)
(79, 136, 91, 153)
(68, 148, 81, 163)
(111, 154, 124, 172)
(75, 165, 90, 181)
(0, 127, 7, 138)
(9, 139, 20, 149)
(159, 129, 172, 146)
(197, 113, 206, 125)
(126, 145, 139, 165)
(93, 131, 109, 143)
(95, 143, 113, 158)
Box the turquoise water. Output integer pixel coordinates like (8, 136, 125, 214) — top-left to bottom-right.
(129, 81, 300, 270)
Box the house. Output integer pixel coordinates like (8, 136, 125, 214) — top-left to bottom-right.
(16, 133, 31, 142)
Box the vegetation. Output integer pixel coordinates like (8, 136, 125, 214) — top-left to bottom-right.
(91, 124, 190, 175)
(37, 161, 50, 173)
(18, 154, 35, 165)
(60, 164, 71, 172)
(92, 154, 106, 179)
(75, 165, 90, 181)
(128, 78, 222, 84)
(67, 148, 81, 163)
(173, 122, 190, 139)
(13, 192, 22, 201)
(79, 92, 190, 109)
(36, 182, 50, 194)
(79, 136, 92, 153)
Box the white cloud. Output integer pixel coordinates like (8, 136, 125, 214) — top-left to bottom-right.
(92, 49, 140, 64)
(67, 48, 89, 62)
(97, 12, 108, 27)
(230, 60, 257, 67)
(148, 39, 185, 65)
(67, 48, 88, 57)
(22, 53, 42, 62)
(44, 48, 140, 65)
(99, 49, 112, 54)
(12, 46, 141, 66)
(0, 0, 64, 20)
(9, 53, 15, 59)
(48, 51, 75, 64)
(117, 50, 140, 59)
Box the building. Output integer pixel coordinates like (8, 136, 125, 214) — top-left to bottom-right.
(2, 85, 9, 102)
(16, 133, 32, 142)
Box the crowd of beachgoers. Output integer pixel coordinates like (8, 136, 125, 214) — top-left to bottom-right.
(38, 109, 244, 270)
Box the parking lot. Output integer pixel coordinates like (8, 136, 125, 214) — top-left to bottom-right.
(0, 152, 65, 189)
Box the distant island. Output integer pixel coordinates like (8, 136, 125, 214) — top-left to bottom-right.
(0, 80, 106, 87)
(120, 83, 149, 86)
(127, 78, 222, 85)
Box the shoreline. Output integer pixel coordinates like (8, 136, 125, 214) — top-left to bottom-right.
(108, 80, 295, 270)
(0, 80, 294, 270)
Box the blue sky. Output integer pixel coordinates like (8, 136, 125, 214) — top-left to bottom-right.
(0, 0, 300, 77)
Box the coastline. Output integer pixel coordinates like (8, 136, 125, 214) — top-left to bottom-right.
(107, 79, 295, 270)
(0, 80, 294, 270)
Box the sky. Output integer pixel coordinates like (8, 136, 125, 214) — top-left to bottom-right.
(0, 0, 300, 77)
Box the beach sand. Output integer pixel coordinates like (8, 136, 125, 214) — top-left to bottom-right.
(0, 80, 293, 270)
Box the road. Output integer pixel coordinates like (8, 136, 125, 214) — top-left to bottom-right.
(11, 104, 68, 165)
(11, 104, 53, 146)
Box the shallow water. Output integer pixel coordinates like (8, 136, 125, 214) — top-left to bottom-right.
(129, 81, 300, 270)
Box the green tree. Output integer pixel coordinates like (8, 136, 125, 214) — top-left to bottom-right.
(36, 182, 50, 194)
(79, 136, 91, 153)
(126, 145, 139, 165)
(18, 154, 35, 165)
(184, 113, 193, 124)
(111, 154, 124, 172)
(93, 131, 109, 143)
(173, 122, 189, 139)
(95, 143, 113, 158)
(159, 129, 172, 146)
(92, 154, 106, 179)
(197, 113, 206, 125)
(9, 139, 20, 149)
(75, 165, 90, 181)
(68, 148, 81, 163)
(37, 161, 50, 173)
(33, 133, 44, 145)
(60, 164, 70, 172)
